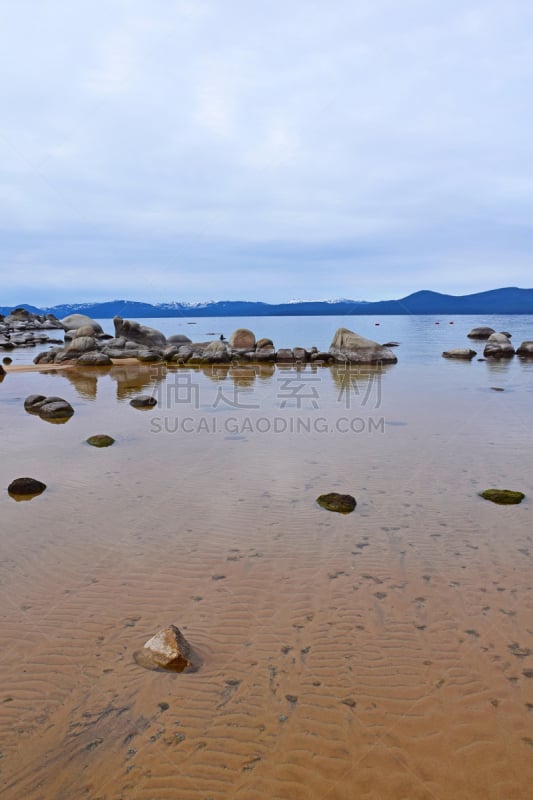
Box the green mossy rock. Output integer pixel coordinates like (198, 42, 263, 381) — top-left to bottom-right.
(86, 434, 115, 448)
(479, 489, 525, 505)
(317, 493, 357, 513)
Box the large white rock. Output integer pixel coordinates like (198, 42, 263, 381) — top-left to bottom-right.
(61, 314, 103, 333)
(329, 328, 398, 364)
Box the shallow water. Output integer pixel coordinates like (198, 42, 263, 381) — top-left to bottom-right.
(1, 316, 533, 799)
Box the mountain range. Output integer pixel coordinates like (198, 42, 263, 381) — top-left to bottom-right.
(1, 287, 533, 318)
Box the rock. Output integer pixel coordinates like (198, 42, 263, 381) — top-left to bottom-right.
(0, 363, 5, 376)
(292, 347, 308, 362)
(167, 334, 192, 345)
(2, 356, 12, 365)
(276, 348, 294, 363)
(516, 341, 533, 357)
(73, 325, 101, 338)
(256, 337, 274, 350)
(137, 349, 164, 363)
(67, 336, 99, 353)
(329, 328, 398, 364)
(24, 395, 74, 420)
(228, 328, 256, 350)
(8, 477, 46, 498)
(479, 489, 525, 505)
(140, 624, 198, 672)
(86, 434, 115, 448)
(442, 349, 477, 359)
(316, 493, 357, 513)
(203, 341, 231, 363)
(113, 316, 166, 348)
(130, 395, 157, 408)
(483, 333, 515, 358)
(467, 326, 496, 339)
(76, 352, 113, 366)
(500, 331, 512, 338)
(310, 351, 334, 363)
(61, 314, 103, 334)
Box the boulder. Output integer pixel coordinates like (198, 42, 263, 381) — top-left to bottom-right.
(137, 349, 164, 363)
(141, 624, 197, 672)
(76, 352, 113, 366)
(130, 395, 157, 409)
(67, 336, 98, 353)
(467, 326, 495, 340)
(8, 477, 47, 498)
(73, 324, 101, 338)
(61, 314, 103, 334)
(516, 341, 533, 357)
(479, 489, 525, 505)
(276, 348, 294, 363)
(329, 328, 398, 364)
(292, 347, 308, 362)
(86, 434, 115, 448)
(256, 337, 274, 350)
(167, 334, 192, 345)
(442, 349, 477, 359)
(484, 333, 515, 358)
(0, 363, 4, 376)
(24, 395, 74, 421)
(203, 341, 231, 363)
(229, 328, 256, 350)
(317, 493, 357, 513)
(113, 316, 166, 348)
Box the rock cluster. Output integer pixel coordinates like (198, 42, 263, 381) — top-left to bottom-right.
(33, 320, 399, 367)
(483, 333, 515, 358)
(0, 308, 63, 351)
(24, 394, 74, 421)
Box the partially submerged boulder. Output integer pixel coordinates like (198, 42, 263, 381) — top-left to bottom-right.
(467, 326, 495, 340)
(24, 395, 74, 421)
(329, 328, 397, 364)
(442, 349, 477, 359)
(516, 341, 533, 357)
(483, 333, 515, 358)
(86, 434, 115, 448)
(137, 624, 199, 672)
(317, 493, 357, 513)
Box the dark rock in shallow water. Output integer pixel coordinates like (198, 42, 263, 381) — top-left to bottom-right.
(516, 341, 533, 357)
(135, 624, 199, 672)
(24, 395, 74, 421)
(442, 349, 477, 359)
(114, 316, 166, 348)
(167, 334, 192, 345)
(329, 328, 397, 364)
(130, 395, 157, 409)
(86, 434, 115, 448)
(317, 493, 357, 513)
(479, 489, 525, 505)
(8, 477, 46, 498)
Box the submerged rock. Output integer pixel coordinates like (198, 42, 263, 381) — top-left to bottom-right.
(137, 624, 199, 672)
(479, 489, 525, 505)
(442, 349, 477, 359)
(317, 493, 357, 513)
(86, 434, 115, 448)
(130, 395, 157, 409)
(8, 477, 47, 498)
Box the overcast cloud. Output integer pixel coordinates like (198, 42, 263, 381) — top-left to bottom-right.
(1, 0, 532, 305)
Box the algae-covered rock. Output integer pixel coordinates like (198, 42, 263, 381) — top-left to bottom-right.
(317, 493, 357, 513)
(479, 489, 525, 505)
(86, 434, 115, 448)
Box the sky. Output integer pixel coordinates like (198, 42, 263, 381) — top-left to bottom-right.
(1, 0, 532, 306)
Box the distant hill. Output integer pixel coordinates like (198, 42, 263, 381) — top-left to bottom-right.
(2, 287, 533, 318)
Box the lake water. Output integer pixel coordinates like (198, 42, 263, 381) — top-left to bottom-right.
(1, 315, 533, 800)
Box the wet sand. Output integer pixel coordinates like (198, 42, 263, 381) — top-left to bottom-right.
(1, 361, 532, 799)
